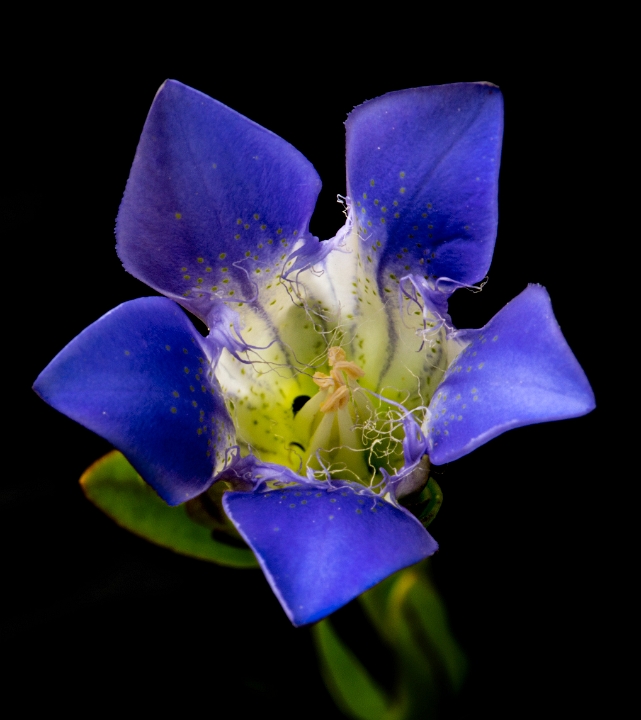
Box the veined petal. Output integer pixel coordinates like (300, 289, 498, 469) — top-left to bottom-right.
(346, 83, 503, 293)
(116, 79, 322, 322)
(427, 285, 595, 464)
(223, 484, 437, 626)
(33, 298, 235, 505)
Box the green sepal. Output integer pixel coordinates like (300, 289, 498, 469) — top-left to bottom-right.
(80, 450, 258, 569)
(399, 476, 443, 528)
(417, 476, 443, 527)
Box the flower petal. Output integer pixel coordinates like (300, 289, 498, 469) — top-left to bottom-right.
(116, 79, 322, 322)
(33, 297, 235, 505)
(345, 83, 503, 291)
(223, 485, 438, 626)
(427, 285, 595, 464)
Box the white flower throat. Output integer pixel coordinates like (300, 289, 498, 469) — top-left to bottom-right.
(214, 230, 451, 486)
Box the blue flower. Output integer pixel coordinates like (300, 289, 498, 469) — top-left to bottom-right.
(34, 80, 595, 626)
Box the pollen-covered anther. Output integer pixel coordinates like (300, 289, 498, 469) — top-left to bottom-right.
(313, 372, 335, 390)
(332, 360, 365, 381)
(320, 384, 350, 413)
(327, 346, 347, 366)
(326, 346, 365, 382)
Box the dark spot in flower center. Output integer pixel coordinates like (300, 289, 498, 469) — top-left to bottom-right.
(292, 395, 311, 416)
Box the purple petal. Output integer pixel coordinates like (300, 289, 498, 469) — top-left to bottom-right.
(33, 297, 235, 505)
(391, 414, 431, 500)
(223, 485, 437, 626)
(346, 83, 503, 293)
(116, 80, 322, 322)
(427, 285, 595, 464)
(216, 453, 307, 493)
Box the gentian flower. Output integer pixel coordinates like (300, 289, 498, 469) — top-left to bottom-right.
(34, 80, 594, 626)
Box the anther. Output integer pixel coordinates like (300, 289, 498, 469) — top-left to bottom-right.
(327, 347, 346, 366)
(313, 372, 335, 390)
(316, 348, 367, 413)
(332, 360, 365, 380)
(320, 385, 350, 412)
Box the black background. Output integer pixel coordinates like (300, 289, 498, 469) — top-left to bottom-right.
(5, 30, 605, 718)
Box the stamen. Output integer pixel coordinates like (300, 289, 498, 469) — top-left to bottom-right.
(327, 346, 346, 366)
(320, 384, 350, 412)
(332, 360, 365, 380)
(319, 347, 366, 413)
(313, 372, 335, 390)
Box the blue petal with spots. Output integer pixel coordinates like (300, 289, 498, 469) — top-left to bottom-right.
(427, 285, 595, 464)
(346, 83, 503, 293)
(33, 297, 235, 505)
(34, 81, 596, 627)
(223, 484, 437, 626)
(116, 80, 322, 322)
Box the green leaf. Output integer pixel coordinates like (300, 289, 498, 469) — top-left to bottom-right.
(357, 563, 467, 718)
(394, 568, 467, 692)
(313, 618, 391, 720)
(80, 450, 258, 569)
